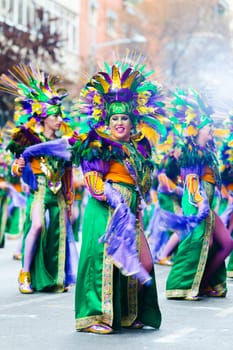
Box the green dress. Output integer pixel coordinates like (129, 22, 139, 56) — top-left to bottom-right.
(166, 144, 226, 299)
(7, 130, 73, 291)
(5, 173, 26, 238)
(0, 162, 9, 248)
(74, 131, 161, 330)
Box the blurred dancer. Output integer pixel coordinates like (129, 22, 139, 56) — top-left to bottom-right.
(166, 88, 233, 300)
(0, 64, 77, 293)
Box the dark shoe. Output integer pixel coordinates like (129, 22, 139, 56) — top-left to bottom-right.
(129, 320, 144, 329)
(124, 320, 144, 329)
(200, 286, 226, 298)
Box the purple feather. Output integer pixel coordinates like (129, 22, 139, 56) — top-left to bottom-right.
(121, 67, 134, 84)
(7, 184, 26, 208)
(22, 138, 71, 161)
(148, 197, 210, 242)
(98, 182, 151, 285)
(99, 72, 112, 84)
(99, 203, 151, 285)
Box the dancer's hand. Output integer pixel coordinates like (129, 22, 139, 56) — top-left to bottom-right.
(0, 181, 8, 190)
(12, 156, 25, 176)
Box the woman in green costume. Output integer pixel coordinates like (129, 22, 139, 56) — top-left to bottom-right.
(6, 171, 26, 242)
(166, 88, 233, 300)
(0, 64, 77, 294)
(72, 58, 167, 334)
(148, 142, 182, 265)
(0, 150, 9, 248)
(218, 117, 233, 277)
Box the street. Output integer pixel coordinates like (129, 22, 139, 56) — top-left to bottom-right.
(1, 238, 233, 350)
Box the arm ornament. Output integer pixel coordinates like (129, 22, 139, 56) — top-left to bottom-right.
(84, 171, 106, 201)
(185, 173, 203, 206)
(158, 173, 183, 196)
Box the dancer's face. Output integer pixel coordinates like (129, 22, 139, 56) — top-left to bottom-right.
(109, 114, 132, 142)
(197, 124, 213, 146)
(43, 114, 63, 132)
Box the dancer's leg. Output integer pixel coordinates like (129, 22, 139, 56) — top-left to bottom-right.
(159, 232, 180, 259)
(140, 231, 153, 273)
(201, 212, 233, 288)
(22, 202, 42, 272)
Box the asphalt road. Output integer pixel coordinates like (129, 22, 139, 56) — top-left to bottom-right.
(1, 237, 233, 350)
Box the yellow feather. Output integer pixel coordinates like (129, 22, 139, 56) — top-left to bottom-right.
(93, 74, 110, 93)
(111, 65, 121, 89)
(213, 128, 229, 138)
(138, 123, 160, 146)
(122, 71, 139, 89)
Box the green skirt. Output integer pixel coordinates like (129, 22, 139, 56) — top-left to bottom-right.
(158, 192, 181, 237)
(0, 190, 8, 248)
(22, 176, 67, 292)
(75, 183, 161, 330)
(166, 181, 226, 299)
(6, 206, 25, 236)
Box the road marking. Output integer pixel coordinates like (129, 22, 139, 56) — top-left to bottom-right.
(0, 314, 37, 318)
(216, 306, 233, 317)
(0, 294, 69, 310)
(191, 306, 222, 311)
(154, 327, 196, 343)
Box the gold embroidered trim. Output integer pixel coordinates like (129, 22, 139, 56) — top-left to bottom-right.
(57, 191, 67, 289)
(166, 210, 214, 299)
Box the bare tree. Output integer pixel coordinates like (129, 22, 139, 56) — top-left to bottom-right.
(125, 0, 233, 93)
(0, 6, 65, 125)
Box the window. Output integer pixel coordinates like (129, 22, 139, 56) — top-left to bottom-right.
(1, 0, 78, 53)
(107, 9, 117, 37)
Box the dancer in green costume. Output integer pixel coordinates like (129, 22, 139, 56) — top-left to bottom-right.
(6, 172, 26, 240)
(72, 56, 167, 334)
(0, 150, 9, 248)
(0, 64, 77, 294)
(148, 142, 182, 265)
(166, 88, 233, 300)
(217, 116, 233, 277)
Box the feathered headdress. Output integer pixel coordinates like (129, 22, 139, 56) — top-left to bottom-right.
(0, 63, 69, 126)
(168, 87, 214, 137)
(72, 53, 167, 139)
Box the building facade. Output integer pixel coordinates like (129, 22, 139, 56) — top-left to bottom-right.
(0, 0, 80, 83)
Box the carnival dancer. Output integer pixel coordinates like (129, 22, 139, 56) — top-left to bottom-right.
(0, 64, 78, 293)
(0, 148, 9, 248)
(71, 54, 167, 334)
(166, 88, 233, 300)
(6, 168, 26, 237)
(217, 115, 233, 277)
(147, 133, 183, 265)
